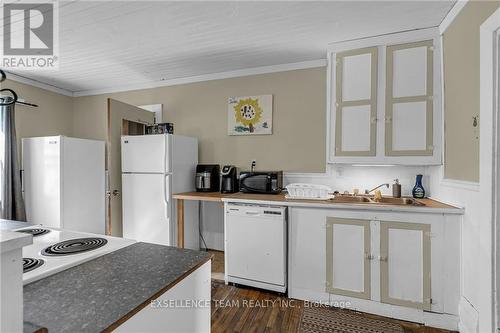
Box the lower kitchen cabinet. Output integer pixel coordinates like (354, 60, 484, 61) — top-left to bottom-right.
(116, 261, 211, 333)
(325, 217, 371, 300)
(380, 221, 431, 311)
(289, 207, 460, 330)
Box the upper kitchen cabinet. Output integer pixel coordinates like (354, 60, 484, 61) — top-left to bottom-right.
(334, 48, 378, 156)
(327, 28, 442, 165)
(386, 41, 434, 156)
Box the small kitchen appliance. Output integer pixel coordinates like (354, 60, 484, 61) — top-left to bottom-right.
(145, 123, 174, 135)
(239, 171, 283, 194)
(221, 165, 238, 193)
(196, 164, 220, 192)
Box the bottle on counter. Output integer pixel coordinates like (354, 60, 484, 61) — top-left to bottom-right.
(412, 174, 425, 199)
(392, 179, 401, 198)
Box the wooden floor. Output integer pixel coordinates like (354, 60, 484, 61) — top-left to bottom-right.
(211, 281, 454, 333)
(209, 249, 225, 281)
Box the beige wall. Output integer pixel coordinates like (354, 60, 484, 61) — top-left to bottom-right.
(1, 79, 74, 157)
(443, 0, 499, 182)
(73, 68, 327, 173)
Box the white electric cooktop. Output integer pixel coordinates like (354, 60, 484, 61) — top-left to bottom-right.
(14, 225, 136, 285)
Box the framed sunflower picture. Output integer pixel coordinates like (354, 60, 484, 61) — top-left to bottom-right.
(227, 95, 273, 135)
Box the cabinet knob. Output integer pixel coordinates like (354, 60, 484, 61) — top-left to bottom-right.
(365, 253, 374, 260)
(378, 255, 388, 262)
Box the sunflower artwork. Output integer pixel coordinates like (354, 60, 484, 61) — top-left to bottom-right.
(228, 95, 273, 135)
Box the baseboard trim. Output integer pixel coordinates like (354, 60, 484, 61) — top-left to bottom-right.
(290, 287, 459, 331)
(458, 297, 479, 333)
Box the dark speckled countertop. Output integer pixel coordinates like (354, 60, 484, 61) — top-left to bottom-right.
(23, 242, 212, 333)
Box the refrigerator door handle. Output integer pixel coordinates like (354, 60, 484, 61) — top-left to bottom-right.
(163, 174, 170, 220)
(164, 134, 172, 174)
(20, 169, 24, 192)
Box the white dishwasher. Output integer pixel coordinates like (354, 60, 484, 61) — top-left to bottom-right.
(225, 203, 287, 293)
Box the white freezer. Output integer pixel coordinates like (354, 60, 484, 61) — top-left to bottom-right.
(121, 134, 171, 174)
(22, 136, 106, 234)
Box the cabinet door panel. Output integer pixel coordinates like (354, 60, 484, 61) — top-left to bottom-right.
(386, 40, 433, 156)
(334, 47, 377, 156)
(341, 105, 372, 152)
(392, 46, 427, 98)
(326, 218, 371, 300)
(380, 221, 431, 310)
(342, 53, 372, 101)
(392, 101, 427, 151)
(387, 229, 423, 302)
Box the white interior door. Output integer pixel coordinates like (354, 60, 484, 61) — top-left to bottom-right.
(107, 98, 155, 236)
(122, 173, 171, 245)
(326, 217, 371, 299)
(121, 134, 170, 173)
(380, 221, 431, 310)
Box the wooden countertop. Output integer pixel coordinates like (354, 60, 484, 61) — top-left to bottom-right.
(173, 191, 463, 214)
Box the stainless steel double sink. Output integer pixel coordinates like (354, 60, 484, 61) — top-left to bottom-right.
(330, 195, 425, 206)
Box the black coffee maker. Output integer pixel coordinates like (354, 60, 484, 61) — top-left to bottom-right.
(221, 165, 239, 193)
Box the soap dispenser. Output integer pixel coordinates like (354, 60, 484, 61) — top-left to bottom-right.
(412, 174, 426, 199)
(392, 179, 401, 198)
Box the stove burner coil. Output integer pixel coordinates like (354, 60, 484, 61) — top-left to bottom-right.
(23, 258, 45, 273)
(17, 228, 50, 237)
(41, 238, 108, 256)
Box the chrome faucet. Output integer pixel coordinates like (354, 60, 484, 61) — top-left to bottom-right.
(365, 183, 389, 194)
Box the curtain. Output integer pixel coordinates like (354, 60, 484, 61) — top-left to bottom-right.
(0, 97, 26, 221)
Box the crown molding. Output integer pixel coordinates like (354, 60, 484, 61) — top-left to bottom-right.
(3, 71, 74, 97)
(72, 59, 327, 97)
(439, 0, 469, 35)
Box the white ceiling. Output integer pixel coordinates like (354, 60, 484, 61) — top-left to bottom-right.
(8, 1, 455, 95)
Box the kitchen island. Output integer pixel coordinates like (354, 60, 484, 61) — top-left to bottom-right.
(23, 242, 212, 333)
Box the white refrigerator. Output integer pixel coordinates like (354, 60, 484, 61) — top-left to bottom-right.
(121, 134, 198, 248)
(22, 136, 106, 234)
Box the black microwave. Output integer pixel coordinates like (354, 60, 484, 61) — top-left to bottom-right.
(239, 171, 283, 194)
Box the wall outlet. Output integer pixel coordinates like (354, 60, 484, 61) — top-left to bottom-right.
(251, 160, 256, 171)
(335, 166, 345, 178)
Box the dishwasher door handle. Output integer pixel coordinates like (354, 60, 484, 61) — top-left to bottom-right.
(245, 211, 260, 216)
